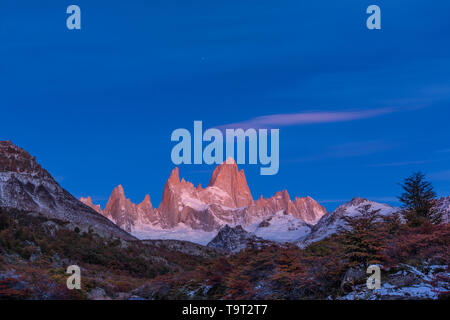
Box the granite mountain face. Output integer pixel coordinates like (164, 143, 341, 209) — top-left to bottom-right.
(82, 157, 327, 241)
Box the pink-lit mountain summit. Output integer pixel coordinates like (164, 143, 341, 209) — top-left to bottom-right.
(81, 157, 327, 235)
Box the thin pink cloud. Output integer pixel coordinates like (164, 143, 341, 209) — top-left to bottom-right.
(218, 107, 396, 129)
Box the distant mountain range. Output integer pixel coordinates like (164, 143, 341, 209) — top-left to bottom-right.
(80, 156, 327, 244)
(1, 140, 449, 249)
(78, 145, 449, 246)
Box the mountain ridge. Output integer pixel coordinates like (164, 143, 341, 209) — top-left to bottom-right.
(1, 140, 448, 250)
(81, 159, 327, 239)
(0, 141, 135, 240)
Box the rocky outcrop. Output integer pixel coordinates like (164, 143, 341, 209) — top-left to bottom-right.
(207, 225, 266, 253)
(80, 196, 103, 214)
(340, 264, 450, 300)
(433, 196, 450, 224)
(0, 141, 135, 240)
(141, 239, 220, 258)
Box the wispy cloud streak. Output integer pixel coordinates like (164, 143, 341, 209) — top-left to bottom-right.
(218, 107, 396, 129)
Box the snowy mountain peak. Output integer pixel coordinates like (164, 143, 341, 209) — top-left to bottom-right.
(347, 197, 369, 206)
(298, 197, 398, 247)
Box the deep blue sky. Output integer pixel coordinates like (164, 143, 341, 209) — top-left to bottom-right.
(1, 1, 450, 211)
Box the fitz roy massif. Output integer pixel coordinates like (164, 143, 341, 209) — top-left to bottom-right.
(80, 155, 325, 245)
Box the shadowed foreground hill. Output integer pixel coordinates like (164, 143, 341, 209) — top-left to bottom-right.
(0, 207, 220, 300)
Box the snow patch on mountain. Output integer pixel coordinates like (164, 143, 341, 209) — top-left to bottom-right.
(246, 211, 312, 242)
(297, 197, 398, 247)
(180, 192, 209, 211)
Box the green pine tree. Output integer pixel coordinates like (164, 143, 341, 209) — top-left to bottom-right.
(398, 172, 442, 225)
